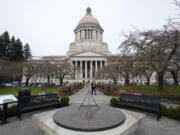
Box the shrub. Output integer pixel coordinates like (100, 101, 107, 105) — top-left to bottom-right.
(161, 104, 180, 121)
(61, 96, 70, 106)
(110, 98, 119, 107)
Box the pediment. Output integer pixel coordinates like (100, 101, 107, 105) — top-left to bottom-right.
(72, 51, 105, 57)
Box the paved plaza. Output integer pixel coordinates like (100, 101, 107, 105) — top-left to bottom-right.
(0, 87, 180, 135)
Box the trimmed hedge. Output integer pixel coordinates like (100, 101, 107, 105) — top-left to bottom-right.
(110, 98, 119, 107)
(161, 104, 180, 121)
(61, 96, 70, 106)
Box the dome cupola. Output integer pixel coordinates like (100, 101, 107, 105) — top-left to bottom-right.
(78, 7, 99, 25)
(74, 7, 104, 42)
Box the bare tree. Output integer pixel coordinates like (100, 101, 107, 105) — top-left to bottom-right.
(23, 60, 38, 86)
(39, 59, 56, 87)
(174, 0, 180, 9)
(55, 60, 73, 86)
(0, 60, 23, 84)
(137, 63, 154, 85)
(119, 23, 180, 89)
(97, 55, 137, 85)
(97, 59, 119, 85)
(117, 55, 137, 85)
(167, 50, 180, 85)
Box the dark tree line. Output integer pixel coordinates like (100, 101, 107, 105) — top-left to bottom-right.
(0, 31, 32, 61)
(0, 31, 32, 85)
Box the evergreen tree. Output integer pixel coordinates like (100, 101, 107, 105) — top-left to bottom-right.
(23, 43, 32, 61)
(13, 38, 24, 61)
(0, 31, 10, 59)
(7, 36, 16, 61)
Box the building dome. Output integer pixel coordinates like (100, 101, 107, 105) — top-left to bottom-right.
(78, 7, 99, 25)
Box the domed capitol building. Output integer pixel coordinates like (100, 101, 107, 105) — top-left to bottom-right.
(22, 7, 159, 85)
(66, 7, 110, 81)
(22, 7, 113, 84)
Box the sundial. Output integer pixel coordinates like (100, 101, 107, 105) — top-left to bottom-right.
(53, 84, 126, 131)
(79, 84, 100, 110)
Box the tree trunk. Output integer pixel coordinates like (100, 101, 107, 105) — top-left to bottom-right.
(146, 77, 150, 85)
(125, 75, 130, 86)
(157, 73, 164, 90)
(60, 78, 63, 86)
(25, 77, 30, 86)
(113, 79, 117, 85)
(170, 71, 178, 85)
(47, 76, 50, 87)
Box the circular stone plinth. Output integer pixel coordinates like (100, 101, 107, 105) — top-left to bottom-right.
(53, 104, 126, 131)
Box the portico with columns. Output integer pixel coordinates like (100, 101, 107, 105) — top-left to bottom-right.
(70, 52, 107, 81)
(67, 7, 110, 82)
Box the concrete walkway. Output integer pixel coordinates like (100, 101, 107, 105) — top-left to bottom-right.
(69, 85, 112, 104)
(0, 86, 180, 135)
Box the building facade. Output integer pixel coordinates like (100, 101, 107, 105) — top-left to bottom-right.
(67, 7, 110, 82)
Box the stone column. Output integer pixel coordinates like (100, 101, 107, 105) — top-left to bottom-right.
(100, 61, 102, 69)
(79, 31, 81, 40)
(85, 61, 87, 79)
(92, 30, 95, 39)
(90, 61, 92, 78)
(82, 30, 85, 39)
(95, 61, 97, 72)
(96, 30, 97, 40)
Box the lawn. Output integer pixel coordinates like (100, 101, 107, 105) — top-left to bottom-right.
(118, 85, 180, 92)
(0, 86, 61, 95)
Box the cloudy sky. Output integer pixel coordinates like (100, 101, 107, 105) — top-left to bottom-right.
(0, 0, 178, 57)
